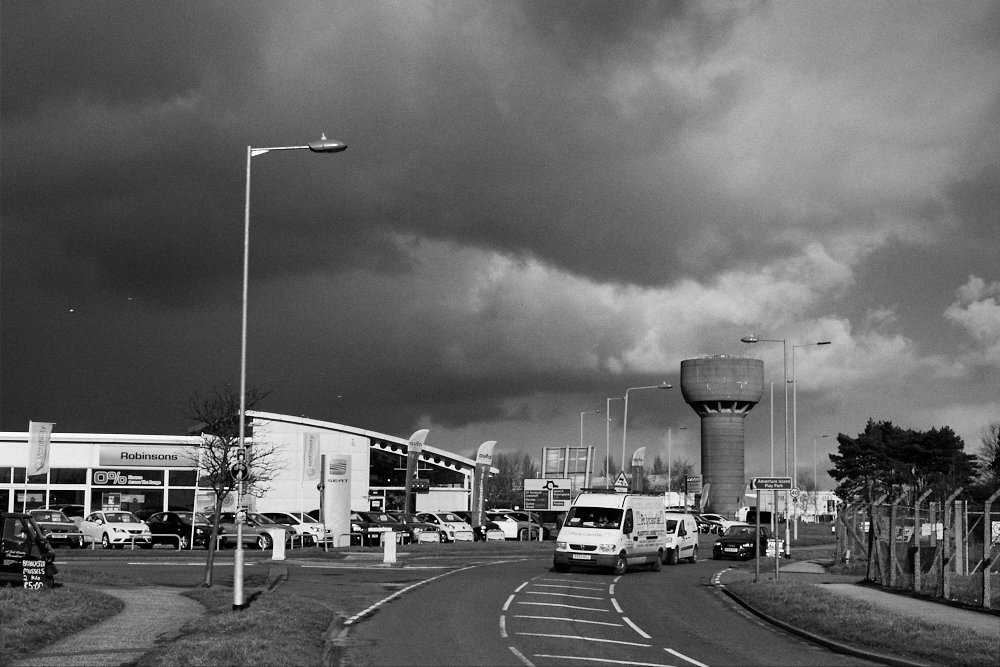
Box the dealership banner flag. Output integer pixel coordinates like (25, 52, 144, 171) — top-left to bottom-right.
(471, 440, 497, 528)
(27, 421, 55, 477)
(403, 429, 429, 514)
(302, 432, 321, 480)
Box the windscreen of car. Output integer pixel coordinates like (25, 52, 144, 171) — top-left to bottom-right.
(438, 513, 463, 522)
(666, 519, 678, 532)
(31, 511, 73, 523)
(724, 526, 755, 538)
(105, 512, 140, 523)
(295, 513, 319, 523)
(564, 507, 623, 529)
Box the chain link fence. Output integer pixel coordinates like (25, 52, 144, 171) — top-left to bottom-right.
(835, 487, 1000, 608)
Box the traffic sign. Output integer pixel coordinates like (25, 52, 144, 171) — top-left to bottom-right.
(750, 476, 792, 490)
(789, 487, 800, 499)
(230, 462, 250, 482)
(613, 471, 629, 493)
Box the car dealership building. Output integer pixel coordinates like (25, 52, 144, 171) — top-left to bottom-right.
(0, 411, 483, 517)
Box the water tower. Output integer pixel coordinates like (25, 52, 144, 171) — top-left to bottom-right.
(680, 355, 763, 518)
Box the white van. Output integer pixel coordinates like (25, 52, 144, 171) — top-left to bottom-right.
(553, 492, 666, 575)
(663, 512, 699, 564)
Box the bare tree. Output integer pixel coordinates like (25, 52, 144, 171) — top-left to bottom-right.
(180, 384, 280, 587)
(977, 421, 1000, 486)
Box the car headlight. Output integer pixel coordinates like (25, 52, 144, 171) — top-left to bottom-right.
(597, 543, 617, 553)
(113, 526, 128, 533)
(714, 540, 722, 547)
(742, 542, 753, 548)
(556, 541, 568, 549)
(351, 523, 361, 531)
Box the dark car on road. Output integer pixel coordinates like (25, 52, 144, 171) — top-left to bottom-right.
(144, 511, 219, 550)
(29, 509, 85, 548)
(713, 524, 772, 560)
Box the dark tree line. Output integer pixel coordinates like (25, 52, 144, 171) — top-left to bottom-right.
(828, 419, 980, 505)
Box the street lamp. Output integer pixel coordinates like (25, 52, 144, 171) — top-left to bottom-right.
(605, 397, 624, 488)
(234, 135, 347, 610)
(621, 383, 673, 476)
(813, 434, 830, 493)
(740, 336, 788, 475)
(580, 409, 601, 489)
(791, 340, 831, 539)
(666, 425, 686, 494)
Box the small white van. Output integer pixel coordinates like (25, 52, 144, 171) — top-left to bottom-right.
(663, 512, 699, 564)
(553, 492, 666, 575)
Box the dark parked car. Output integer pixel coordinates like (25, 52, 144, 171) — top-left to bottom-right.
(209, 512, 284, 550)
(713, 524, 772, 560)
(386, 512, 442, 543)
(355, 511, 410, 545)
(29, 509, 85, 548)
(144, 511, 219, 550)
(1, 512, 58, 587)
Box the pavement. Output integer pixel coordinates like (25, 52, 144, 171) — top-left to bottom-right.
(10, 556, 998, 666)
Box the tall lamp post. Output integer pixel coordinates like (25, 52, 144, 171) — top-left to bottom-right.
(666, 425, 686, 494)
(813, 433, 830, 520)
(605, 397, 623, 488)
(580, 409, 601, 489)
(621, 383, 673, 477)
(235, 135, 347, 610)
(791, 340, 831, 540)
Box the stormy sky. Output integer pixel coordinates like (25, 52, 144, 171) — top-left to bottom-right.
(2, 1, 998, 487)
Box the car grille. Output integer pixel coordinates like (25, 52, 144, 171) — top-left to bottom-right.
(569, 544, 597, 551)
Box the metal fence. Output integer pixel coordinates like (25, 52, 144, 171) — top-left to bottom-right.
(835, 487, 1000, 608)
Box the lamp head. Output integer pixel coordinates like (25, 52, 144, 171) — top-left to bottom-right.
(308, 134, 348, 153)
(740, 336, 759, 344)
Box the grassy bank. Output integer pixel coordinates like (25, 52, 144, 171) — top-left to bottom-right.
(726, 579, 997, 666)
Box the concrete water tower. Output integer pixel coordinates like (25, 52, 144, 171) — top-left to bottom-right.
(680, 355, 763, 518)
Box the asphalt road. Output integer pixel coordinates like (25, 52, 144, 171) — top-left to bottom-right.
(340, 555, 877, 667)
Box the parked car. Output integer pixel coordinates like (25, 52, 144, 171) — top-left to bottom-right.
(79, 510, 153, 549)
(713, 524, 771, 560)
(210, 512, 285, 550)
(29, 509, 85, 548)
(452, 511, 503, 541)
(349, 511, 392, 546)
(50, 504, 87, 524)
(356, 511, 410, 544)
(1, 511, 58, 587)
(486, 511, 540, 541)
(699, 513, 737, 534)
(386, 512, 442, 543)
(260, 511, 325, 546)
(144, 511, 219, 550)
(414, 512, 474, 542)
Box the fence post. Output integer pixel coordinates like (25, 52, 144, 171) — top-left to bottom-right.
(913, 490, 931, 594)
(889, 496, 905, 589)
(982, 487, 1000, 609)
(941, 488, 963, 600)
(955, 499, 966, 575)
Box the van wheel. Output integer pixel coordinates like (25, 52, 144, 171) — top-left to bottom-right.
(650, 552, 662, 572)
(666, 548, 678, 565)
(612, 553, 628, 576)
(688, 545, 698, 563)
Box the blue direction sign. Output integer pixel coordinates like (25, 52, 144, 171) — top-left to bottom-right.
(750, 476, 792, 490)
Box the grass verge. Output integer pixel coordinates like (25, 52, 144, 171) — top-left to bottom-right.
(726, 579, 997, 666)
(0, 586, 124, 665)
(135, 581, 338, 666)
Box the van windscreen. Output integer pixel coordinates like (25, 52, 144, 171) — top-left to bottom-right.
(565, 507, 623, 529)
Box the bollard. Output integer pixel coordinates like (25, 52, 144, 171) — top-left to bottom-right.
(382, 531, 396, 564)
(263, 528, 286, 561)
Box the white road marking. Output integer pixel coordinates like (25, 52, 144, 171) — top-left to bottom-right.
(611, 598, 623, 613)
(622, 616, 651, 639)
(500, 614, 508, 638)
(516, 632, 650, 648)
(344, 563, 481, 625)
(515, 581, 530, 592)
(534, 583, 604, 591)
(513, 615, 622, 627)
(526, 591, 604, 600)
(665, 647, 710, 667)
(503, 594, 515, 611)
(533, 655, 675, 667)
(517, 601, 608, 612)
(508, 645, 535, 666)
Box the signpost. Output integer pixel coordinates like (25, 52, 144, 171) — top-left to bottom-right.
(751, 477, 791, 580)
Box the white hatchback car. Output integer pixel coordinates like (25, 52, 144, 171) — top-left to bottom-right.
(415, 512, 474, 542)
(79, 510, 153, 549)
(260, 511, 327, 546)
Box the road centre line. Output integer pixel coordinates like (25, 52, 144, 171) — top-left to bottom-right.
(665, 648, 709, 667)
(503, 594, 515, 611)
(533, 654, 674, 667)
(517, 601, 608, 612)
(526, 591, 604, 600)
(516, 632, 650, 648)
(513, 614, 622, 627)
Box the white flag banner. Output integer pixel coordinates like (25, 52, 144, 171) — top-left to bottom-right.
(302, 432, 321, 480)
(27, 421, 55, 477)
